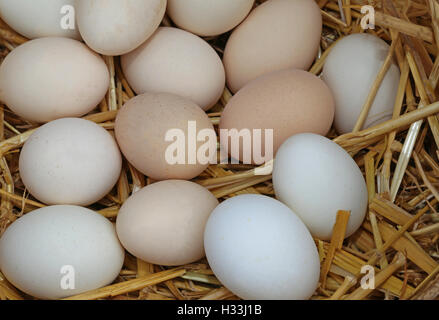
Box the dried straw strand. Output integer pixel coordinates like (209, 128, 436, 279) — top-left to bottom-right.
(63, 268, 186, 300)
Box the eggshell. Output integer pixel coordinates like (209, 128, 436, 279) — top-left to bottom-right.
(19, 118, 122, 206)
(167, 0, 255, 36)
(219, 69, 334, 161)
(116, 180, 219, 266)
(223, 0, 322, 93)
(272, 133, 368, 240)
(121, 27, 225, 111)
(204, 194, 320, 300)
(322, 33, 400, 133)
(115, 93, 216, 180)
(0, 0, 81, 40)
(0, 37, 109, 123)
(0, 205, 124, 299)
(76, 0, 167, 56)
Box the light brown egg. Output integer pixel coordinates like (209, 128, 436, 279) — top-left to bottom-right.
(219, 69, 335, 162)
(223, 0, 322, 93)
(115, 92, 216, 180)
(116, 180, 219, 266)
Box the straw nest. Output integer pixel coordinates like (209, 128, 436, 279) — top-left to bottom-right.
(1, 0, 439, 300)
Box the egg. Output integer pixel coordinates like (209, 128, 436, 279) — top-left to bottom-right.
(76, 0, 167, 56)
(115, 93, 216, 180)
(121, 27, 225, 111)
(0, 205, 124, 299)
(116, 180, 219, 266)
(273, 133, 368, 240)
(167, 0, 255, 36)
(204, 194, 320, 300)
(0, 0, 80, 40)
(19, 118, 122, 206)
(0, 37, 109, 123)
(219, 69, 334, 161)
(223, 0, 322, 93)
(322, 33, 400, 133)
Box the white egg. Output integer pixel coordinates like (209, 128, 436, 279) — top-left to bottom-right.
(167, 0, 255, 36)
(76, 0, 167, 56)
(19, 118, 122, 206)
(322, 33, 400, 133)
(204, 194, 320, 300)
(0, 205, 125, 299)
(273, 133, 368, 240)
(0, 0, 80, 39)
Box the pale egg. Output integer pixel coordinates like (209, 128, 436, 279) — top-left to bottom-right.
(76, 0, 167, 56)
(0, 205, 125, 299)
(19, 118, 122, 206)
(204, 194, 320, 300)
(0, 37, 109, 123)
(0, 0, 80, 40)
(167, 0, 255, 36)
(273, 133, 368, 240)
(121, 27, 225, 111)
(322, 33, 400, 133)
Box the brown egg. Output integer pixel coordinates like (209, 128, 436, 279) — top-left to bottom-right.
(116, 180, 219, 266)
(223, 0, 322, 93)
(219, 69, 335, 163)
(115, 92, 216, 180)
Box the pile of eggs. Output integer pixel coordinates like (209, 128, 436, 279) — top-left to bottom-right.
(0, 0, 400, 300)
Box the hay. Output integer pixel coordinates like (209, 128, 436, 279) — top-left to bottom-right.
(0, 0, 438, 300)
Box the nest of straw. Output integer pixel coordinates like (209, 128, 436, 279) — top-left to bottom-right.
(0, 0, 439, 300)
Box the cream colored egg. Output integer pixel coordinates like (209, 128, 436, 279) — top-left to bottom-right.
(116, 180, 219, 266)
(0, 0, 80, 40)
(223, 0, 322, 93)
(0, 37, 109, 123)
(19, 118, 122, 206)
(122, 27, 225, 111)
(76, 0, 167, 56)
(167, 0, 255, 36)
